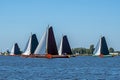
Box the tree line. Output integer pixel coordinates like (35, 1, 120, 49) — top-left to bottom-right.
(72, 44, 116, 55)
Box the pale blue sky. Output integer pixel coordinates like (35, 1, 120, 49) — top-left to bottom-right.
(0, 0, 120, 52)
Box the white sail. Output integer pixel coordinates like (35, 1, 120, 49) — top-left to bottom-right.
(94, 38, 101, 55)
(10, 44, 15, 55)
(23, 35, 32, 55)
(94, 39, 101, 56)
(34, 30, 48, 54)
(58, 36, 63, 55)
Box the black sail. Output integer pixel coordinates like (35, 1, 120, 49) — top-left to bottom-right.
(62, 35, 72, 55)
(100, 36, 109, 55)
(47, 27, 58, 55)
(31, 34, 39, 54)
(14, 43, 21, 55)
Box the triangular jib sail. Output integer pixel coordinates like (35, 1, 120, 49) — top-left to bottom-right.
(34, 30, 47, 54)
(10, 43, 21, 55)
(23, 34, 38, 55)
(59, 35, 72, 55)
(93, 36, 109, 56)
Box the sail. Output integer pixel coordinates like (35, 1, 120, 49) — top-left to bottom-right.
(34, 30, 47, 54)
(23, 34, 38, 55)
(24, 39, 29, 52)
(47, 27, 58, 55)
(31, 34, 39, 54)
(34, 26, 58, 55)
(93, 38, 101, 55)
(10, 44, 15, 55)
(23, 35, 32, 55)
(10, 43, 21, 55)
(59, 35, 72, 55)
(101, 36, 109, 55)
(93, 36, 109, 55)
(58, 35, 63, 55)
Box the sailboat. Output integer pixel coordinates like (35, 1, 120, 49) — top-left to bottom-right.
(33, 26, 70, 58)
(34, 26, 58, 54)
(10, 43, 21, 55)
(93, 36, 113, 57)
(58, 35, 72, 56)
(22, 34, 38, 55)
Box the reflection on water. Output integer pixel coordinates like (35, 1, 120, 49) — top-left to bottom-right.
(0, 56, 120, 80)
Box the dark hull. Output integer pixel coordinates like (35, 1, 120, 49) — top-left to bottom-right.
(21, 54, 70, 58)
(52, 55, 70, 58)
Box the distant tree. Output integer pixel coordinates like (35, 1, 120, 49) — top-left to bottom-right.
(109, 47, 114, 53)
(89, 44, 94, 54)
(72, 47, 94, 55)
(72, 48, 80, 54)
(86, 49, 90, 54)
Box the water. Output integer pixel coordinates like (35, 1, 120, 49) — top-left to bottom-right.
(0, 56, 120, 80)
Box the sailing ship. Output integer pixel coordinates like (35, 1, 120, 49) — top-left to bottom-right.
(93, 36, 112, 57)
(22, 34, 38, 55)
(10, 43, 21, 55)
(58, 35, 72, 55)
(33, 26, 70, 58)
(21, 26, 70, 58)
(34, 26, 58, 55)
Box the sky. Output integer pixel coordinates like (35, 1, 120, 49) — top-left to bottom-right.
(0, 0, 120, 52)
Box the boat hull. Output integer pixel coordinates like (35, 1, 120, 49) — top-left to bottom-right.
(21, 54, 70, 58)
(92, 54, 115, 57)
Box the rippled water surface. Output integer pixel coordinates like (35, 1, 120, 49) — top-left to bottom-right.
(0, 56, 120, 80)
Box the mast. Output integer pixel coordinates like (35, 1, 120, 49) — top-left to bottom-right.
(46, 25, 49, 54)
